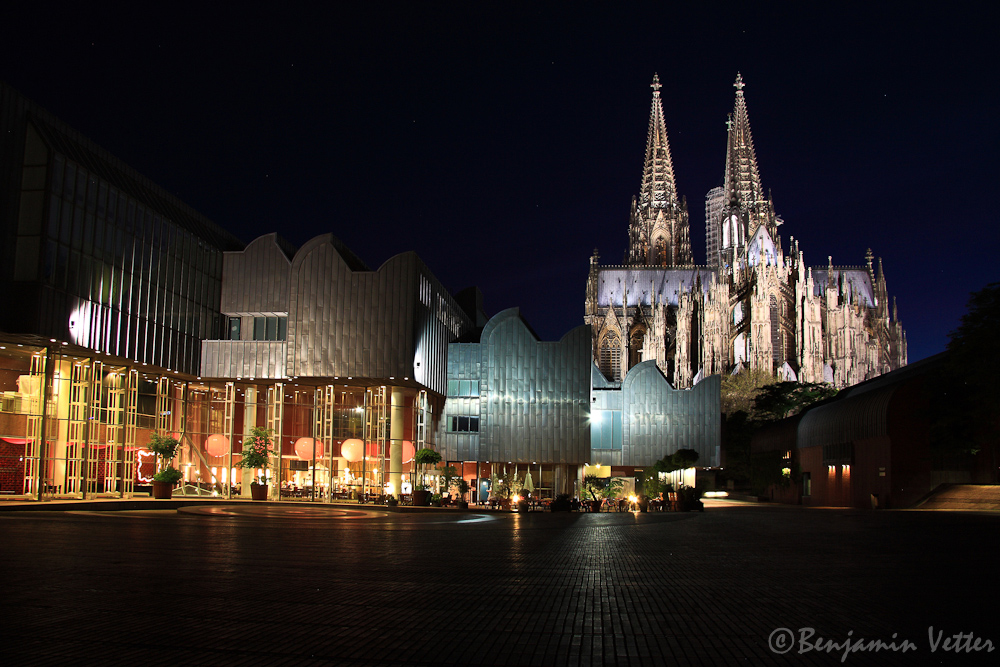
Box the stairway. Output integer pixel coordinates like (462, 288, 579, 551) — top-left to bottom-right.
(918, 484, 1000, 510)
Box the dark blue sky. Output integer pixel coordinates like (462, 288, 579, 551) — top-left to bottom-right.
(3, 2, 997, 362)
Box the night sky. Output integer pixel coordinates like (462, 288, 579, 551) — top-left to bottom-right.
(3, 3, 997, 362)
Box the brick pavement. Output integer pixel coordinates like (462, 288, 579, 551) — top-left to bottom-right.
(0, 501, 997, 666)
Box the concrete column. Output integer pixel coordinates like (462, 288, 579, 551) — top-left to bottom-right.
(389, 388, 404, 498)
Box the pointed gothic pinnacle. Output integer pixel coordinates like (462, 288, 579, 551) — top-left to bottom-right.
(651, 73, 662, 95)
(734, 72, 745, 94)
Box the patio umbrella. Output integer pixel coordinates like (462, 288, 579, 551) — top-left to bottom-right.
(523, 471, 534, 493)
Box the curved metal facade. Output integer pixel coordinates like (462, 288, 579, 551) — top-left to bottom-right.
(617, 362, 720, 467)
(438, 309, 591, 464)
(202, 233, 471, 396)
(439, 310, 721, 468)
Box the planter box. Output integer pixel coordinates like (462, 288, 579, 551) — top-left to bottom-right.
(151, 480, 173, 500)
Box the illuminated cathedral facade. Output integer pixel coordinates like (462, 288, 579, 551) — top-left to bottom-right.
(585, 74, 907, 388)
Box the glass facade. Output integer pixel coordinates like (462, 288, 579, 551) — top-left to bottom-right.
(3, 93, 242, 376)
(0, 341, 428, 502)
(37, 149, 225, 373)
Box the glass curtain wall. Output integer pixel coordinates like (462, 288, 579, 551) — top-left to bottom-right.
(0, 350, 426, 504)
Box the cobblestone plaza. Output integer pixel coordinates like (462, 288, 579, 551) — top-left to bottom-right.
(1, 501, 996, 666)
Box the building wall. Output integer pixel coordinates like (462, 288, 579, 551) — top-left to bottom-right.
(1, 83, 242, 375)
(439, 310, 722, 473)
(438, 310, 592, 464)
(618, 364, 720, 467)
(220, 233, 292, 316)
(201, 233, 472, 394)
(754, 358, 941, 508)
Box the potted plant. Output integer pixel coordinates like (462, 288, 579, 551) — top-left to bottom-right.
(412, 448, 441, 506)
(515, 494, 530, 513)
(582, 474, 605, 512)
(451, 477, 470, 509)
(430, 493, 442, 507)
(491, 470, 521, 510)
(637, 494, 649, 512)
(236, 426, 274, 500)
(439, 465, 458, 504)
(149, 433, 182, 499)
(550, 493, 573, 512)
(602, 477, 625, 510)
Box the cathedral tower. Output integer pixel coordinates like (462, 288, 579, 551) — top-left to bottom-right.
(588, 73, 904, 391)
(706, 73, 778, 269)
(627, 74, 693, 267)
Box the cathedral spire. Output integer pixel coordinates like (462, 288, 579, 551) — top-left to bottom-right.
(638, 73, 679, 214)
(628, 74, 692, 266)
(724, 73, 769, 232)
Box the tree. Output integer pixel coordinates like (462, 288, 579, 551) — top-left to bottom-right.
(149, 432, 182, 484)
(721, 378, 836, 490)
(582, 474, 605, 501)
(601, 477, 625, 499)
(413, 448, 441, 489)
(439, 465, 458, 495)
(721, 368, 778, 416)
(670, 448, 700, 470)
(931, 282, 1000, 463)
(753, 381, 839, 421)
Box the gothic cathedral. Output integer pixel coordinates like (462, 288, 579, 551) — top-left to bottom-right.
(585, 74, 907, 388)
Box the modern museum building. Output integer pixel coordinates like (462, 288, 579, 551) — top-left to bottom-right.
(0, 82, 720, 504)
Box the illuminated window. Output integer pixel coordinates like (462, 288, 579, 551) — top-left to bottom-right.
(599, 332, 621, 381)
(654, 237, 667, 265)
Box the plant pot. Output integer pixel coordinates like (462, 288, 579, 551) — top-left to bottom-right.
(151, 480, 173, 500)
(457, 500, 469, 510)
(516, 500, 529, 513)
(412, 490, 431, 506)
(589, 500, 602, 513)
(250, 483, 268, 501)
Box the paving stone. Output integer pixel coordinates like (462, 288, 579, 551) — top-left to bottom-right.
(0, 502, 998, 665)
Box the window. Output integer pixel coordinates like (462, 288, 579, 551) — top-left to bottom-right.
(654, 237, 667, 265)
(252, 316, 287, 341)
(447, 380, 479, 397)
(590, 409, 622, 450)
(449, 416, 479, 432)
(629, 328, 645, 369)
(802, 472, 811, 497)
(228, 317, 241, 340)
(769, 296, 783, 362)
(599, 332, 621, 381)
